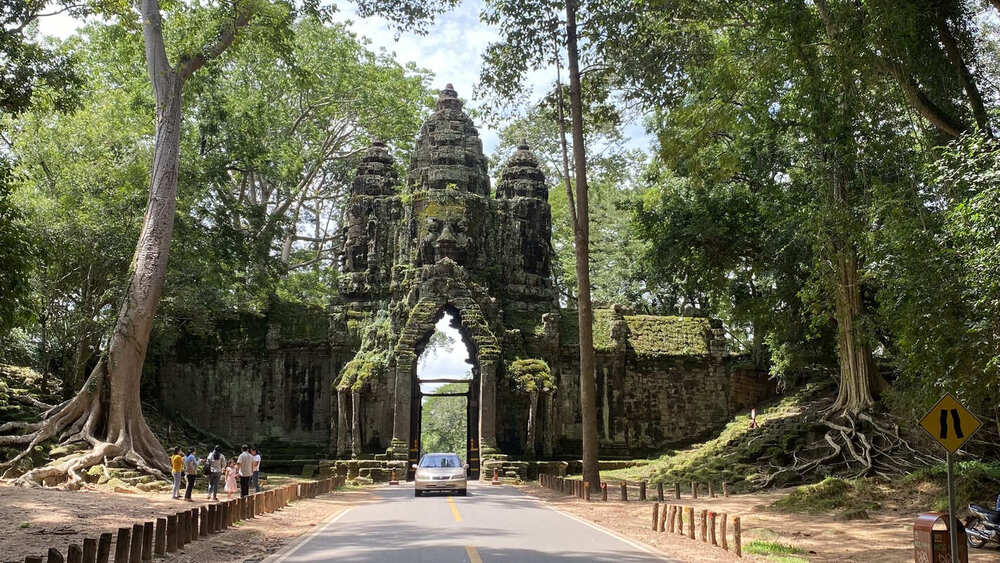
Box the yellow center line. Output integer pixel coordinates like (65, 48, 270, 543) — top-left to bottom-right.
(465, 545, 482, 563)
(448, 496, 463, 522)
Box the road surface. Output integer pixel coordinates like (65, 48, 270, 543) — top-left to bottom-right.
(265, 482, 674, 562)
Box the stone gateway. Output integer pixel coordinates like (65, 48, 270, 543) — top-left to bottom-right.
(153, 85, 772, 480)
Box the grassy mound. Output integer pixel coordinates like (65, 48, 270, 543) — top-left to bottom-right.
(771, 476, 884, 516)
(597, 379, 836, 492)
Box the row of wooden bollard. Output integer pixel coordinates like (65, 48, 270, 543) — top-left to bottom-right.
(20, 475, 346, 563)
(650, 502, 742, 557)
(538, 474, 729, 502)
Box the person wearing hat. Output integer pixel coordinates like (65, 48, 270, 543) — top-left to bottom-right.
(206, 445, 226, 501)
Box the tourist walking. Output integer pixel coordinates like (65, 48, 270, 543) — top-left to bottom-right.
(206, 446, 226, 501)
(252, 446, 262, 492)
(183, 448, 199, 501)
(237, 444, 254, 497)
(170, 447, 184, 499)
(224, 459, 238, 498)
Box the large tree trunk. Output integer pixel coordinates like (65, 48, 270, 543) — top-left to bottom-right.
(830, 249, 878, 414)
(565, 0, 601, 492)
(0, 0, 252, 486)
(0, 76, 184, 485)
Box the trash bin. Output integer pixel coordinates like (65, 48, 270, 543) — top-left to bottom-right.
(913, 512, 968, 563)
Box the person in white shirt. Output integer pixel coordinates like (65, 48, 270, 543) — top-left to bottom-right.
(236, 444, 254, 497)
(251, 446, 262, 492)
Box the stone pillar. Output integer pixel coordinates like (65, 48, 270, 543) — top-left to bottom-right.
(390, 351, 415, 458)
(525, 389, 538, 459)
(351, 390, 362, 458)
(542, 392, 555, 458)
(336, 389, 349, 457)
(479, 356, 498, 455)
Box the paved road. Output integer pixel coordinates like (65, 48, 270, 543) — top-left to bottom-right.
(266, 482, 674, 562)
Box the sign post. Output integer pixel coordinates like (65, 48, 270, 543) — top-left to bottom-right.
(919, 393, 982, 563)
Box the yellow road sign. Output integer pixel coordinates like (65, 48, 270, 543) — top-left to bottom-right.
(919, 393, 982, 453)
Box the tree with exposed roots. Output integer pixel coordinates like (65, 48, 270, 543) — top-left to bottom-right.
(0, 0, 257, 487)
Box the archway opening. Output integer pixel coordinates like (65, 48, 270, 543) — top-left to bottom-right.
(413, 310, 478, 477)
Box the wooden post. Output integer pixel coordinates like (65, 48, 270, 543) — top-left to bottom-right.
(721, 513, 728, 551)
(656, 482, 664, 501)
(68, 544, 83, 563)
(154, 518, 166, 556)
(708, 481, 714, 498)
(733, 516, 741, 557)
(128, 523, 143, 563)
(699, 509, 707, 542)
(667, 505, 676, 533)
(83, 538, 98, 563)
(651, 502, 659, 530)
(113, 527, 130, 563)
(166, 514, 178, 553)
(687, 507, 695, 539)
(25, 557, 43, 563)
(723, 481, 728, 497)
(674, 482, 680, 499)
(639, 481, 647, 501)
(191, 508, 200, 540)
(658, 503, 667, 532)
(180, 511, 190, 547)
(97, 532, 113, 563)
(601, 481, 608, 501)
(584, 481, 591, 501)
(691, 481, 697, 499)
(675, 506, 683, 535)
(48, 547, 65, 563)
(200, 506, 208, 536)
(709, 512, 717, 546)
(620, 481, 628, 501)
(141, 522, 152, 562)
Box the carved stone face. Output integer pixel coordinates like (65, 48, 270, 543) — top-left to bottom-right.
(420, 209, 469, 265)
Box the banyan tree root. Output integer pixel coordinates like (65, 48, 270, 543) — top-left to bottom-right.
(759, 410, 942, 488)
(0, 359, 170, 488)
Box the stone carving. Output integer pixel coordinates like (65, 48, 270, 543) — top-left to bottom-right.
(152, 85, 763, 474)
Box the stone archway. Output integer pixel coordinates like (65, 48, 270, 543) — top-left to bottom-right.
(387, 259, 501, 480)
(408, 306, 481, 479)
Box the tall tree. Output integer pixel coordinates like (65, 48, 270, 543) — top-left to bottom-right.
(0, 0, 269, 484)
(480, 0, 601, 490)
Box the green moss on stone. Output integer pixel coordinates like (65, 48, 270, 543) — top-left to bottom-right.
(624, 315, 711, 356)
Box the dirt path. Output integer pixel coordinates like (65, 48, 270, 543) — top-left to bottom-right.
(519, 484, 1000, 562)
(0, 482, 373, 562)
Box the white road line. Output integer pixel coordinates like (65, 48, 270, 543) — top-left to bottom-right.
(537, 500, 677, 562)
(261, 507, 352, 563)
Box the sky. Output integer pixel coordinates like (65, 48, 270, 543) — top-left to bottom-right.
(417, 313, 472, 395)
(36, 0, 649, 158)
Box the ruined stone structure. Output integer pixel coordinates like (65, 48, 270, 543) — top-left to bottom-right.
(153, 85, 773, 479)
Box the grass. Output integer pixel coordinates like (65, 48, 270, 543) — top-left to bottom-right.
(745, 540, 809, 563)
(900, 460, 1000, 511)
(771, 476, 883, 515)
(594, 379, 836, 492)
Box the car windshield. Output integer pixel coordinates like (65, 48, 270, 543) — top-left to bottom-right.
(419, 454, 462, 468)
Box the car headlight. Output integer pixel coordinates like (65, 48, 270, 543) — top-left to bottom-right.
(452, 473, 466, 480)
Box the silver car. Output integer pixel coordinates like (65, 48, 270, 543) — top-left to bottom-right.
(413, 453, 468, 496)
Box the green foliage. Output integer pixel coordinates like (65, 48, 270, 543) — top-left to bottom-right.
(337, 313, 392, 391)
(420, 382, 468, 460)
(508, 359, 554, 393)
(901, 461, 1000, 511)
(0, 168, 35, 339)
